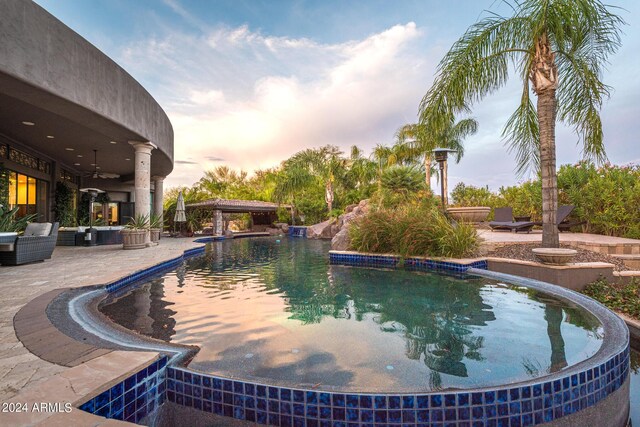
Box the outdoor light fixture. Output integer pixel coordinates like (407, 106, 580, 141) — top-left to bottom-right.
(79, 187, 105, 246)
(432, 148, 457, 210)
(21, 121, 35, 126)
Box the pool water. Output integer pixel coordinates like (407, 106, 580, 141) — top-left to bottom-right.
(101, 237, 603, 392)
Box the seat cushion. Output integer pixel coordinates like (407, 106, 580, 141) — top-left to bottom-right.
(23, 222, 53, 237)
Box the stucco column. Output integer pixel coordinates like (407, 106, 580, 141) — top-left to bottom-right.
(152, 176, 165, 225)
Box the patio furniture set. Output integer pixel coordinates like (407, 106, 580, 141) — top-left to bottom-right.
(0, 222, 59, 266)
(489, 205, 584, 233)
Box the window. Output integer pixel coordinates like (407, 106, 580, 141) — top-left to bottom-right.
(8, 171, 47, 220)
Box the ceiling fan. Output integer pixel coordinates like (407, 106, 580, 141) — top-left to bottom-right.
(84, 149, 120, 179)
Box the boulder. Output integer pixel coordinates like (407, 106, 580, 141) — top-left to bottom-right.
(274, 222, 289, 233)
(331, 199, 370, 250)
(345, 203, 358, 214)
(307, 218, 337, 240)
(265, 227, 281, 235)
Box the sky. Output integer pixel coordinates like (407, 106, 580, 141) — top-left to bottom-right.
(35, 0, 640, 191)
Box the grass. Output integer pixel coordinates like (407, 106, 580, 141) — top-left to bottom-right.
(348, 203, 479, 258)
(583, 278, 640, 320)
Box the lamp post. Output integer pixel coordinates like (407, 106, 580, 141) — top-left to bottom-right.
(80, 187, 104, 246)
(432, 148, 456, 211)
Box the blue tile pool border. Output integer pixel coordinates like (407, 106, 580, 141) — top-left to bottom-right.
(329, 250, 488, 273)
(163, 344, 629, 427)
(78, 356, 169, 424)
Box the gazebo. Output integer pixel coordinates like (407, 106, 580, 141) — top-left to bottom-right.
(186, 199, 291, 235)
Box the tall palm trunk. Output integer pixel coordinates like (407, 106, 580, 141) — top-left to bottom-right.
(442, 160, 449, 205)
(424, 154, 432, 191)
(325, 181, 334, 212)
(532, 34, 559, 248)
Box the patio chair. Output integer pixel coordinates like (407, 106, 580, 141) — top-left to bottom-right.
(489, 207, 534, 233)
(534, 205, 586, 231)
(0, 222, 59, 266)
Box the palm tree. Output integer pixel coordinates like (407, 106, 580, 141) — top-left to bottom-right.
(345, 145, 377, 201)
(395, 123, 433, 188)
(419, 0, 624, 248)
(292, 145, 347, 212)
(273, 163, 314, 224)
(396, 118, 477, 202)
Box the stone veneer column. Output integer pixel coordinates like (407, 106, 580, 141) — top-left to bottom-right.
(129, 142, 155, 217)
(152, 176, 165, 224)
(213, 209, 223, 236)
(129, 141, 156, 245)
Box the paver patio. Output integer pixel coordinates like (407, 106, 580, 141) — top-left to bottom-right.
(0, 239, 200, 402)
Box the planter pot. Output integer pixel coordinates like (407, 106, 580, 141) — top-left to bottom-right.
(532, 248, 578, 265)
(122, 229, 148, 250)
(150, 228, 161, 243)
(446, 206, 491, 222)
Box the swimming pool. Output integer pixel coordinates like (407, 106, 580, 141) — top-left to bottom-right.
(101, 237, 604, 392)
(73, 236, 630, 426)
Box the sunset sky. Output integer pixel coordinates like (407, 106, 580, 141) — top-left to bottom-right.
(35, 0, 640, 190)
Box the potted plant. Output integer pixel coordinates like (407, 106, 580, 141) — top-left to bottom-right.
(122, 214, 149, 250)
(149, 213, 163, 243)
(0, 205, 37, 243)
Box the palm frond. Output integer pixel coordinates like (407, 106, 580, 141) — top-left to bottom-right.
(503, 82, 540, 176)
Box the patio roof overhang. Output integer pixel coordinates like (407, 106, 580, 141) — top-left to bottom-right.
(0, 1, 174, 180)
(186, 198, 291, 214)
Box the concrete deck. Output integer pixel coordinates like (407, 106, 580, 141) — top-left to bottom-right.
(0, 239, 200, 403)
(478, 229, 640, 258)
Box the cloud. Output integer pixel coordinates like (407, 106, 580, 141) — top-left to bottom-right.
(175, 160, 199, 165)
(118, 21, 436, 187)
(117, 4, 640, 191)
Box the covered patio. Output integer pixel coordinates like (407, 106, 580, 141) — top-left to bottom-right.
(186, 198, 291, 236)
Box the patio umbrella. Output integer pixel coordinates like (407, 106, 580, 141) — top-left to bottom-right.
(174, 191, 186, 233)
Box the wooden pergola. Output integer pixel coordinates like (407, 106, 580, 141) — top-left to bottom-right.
(186, 199, 290, 235)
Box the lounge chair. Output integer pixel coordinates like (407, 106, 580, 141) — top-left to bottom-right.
(0, 222, 59, 265)
(489, 207, 534, 233)
(534, 205, 586, 231)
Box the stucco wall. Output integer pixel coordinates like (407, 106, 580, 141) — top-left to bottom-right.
(0, 0, 173, 173)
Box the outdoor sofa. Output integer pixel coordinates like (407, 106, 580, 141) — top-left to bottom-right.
(0, 222, 59, 266)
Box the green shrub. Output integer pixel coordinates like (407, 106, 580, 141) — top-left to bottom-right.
(0, 163, 9, 208)
(558, 162, 640, 238)
(380, 165, 424, 195)
(497, 180, 543, 221)
(450, 183, 499, 208)
(583, 278, 640, 319)
(53, 182, 76, 227)
(349, 202, 478, 258)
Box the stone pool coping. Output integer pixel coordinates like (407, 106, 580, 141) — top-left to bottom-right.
(0, 350, 158, 426)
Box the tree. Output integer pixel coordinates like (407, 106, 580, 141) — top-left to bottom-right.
(273, 163, 314, 224)
(290, 145, 347, 212)
(396, 117, 477, 202)
(419, 0, 624, 247)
